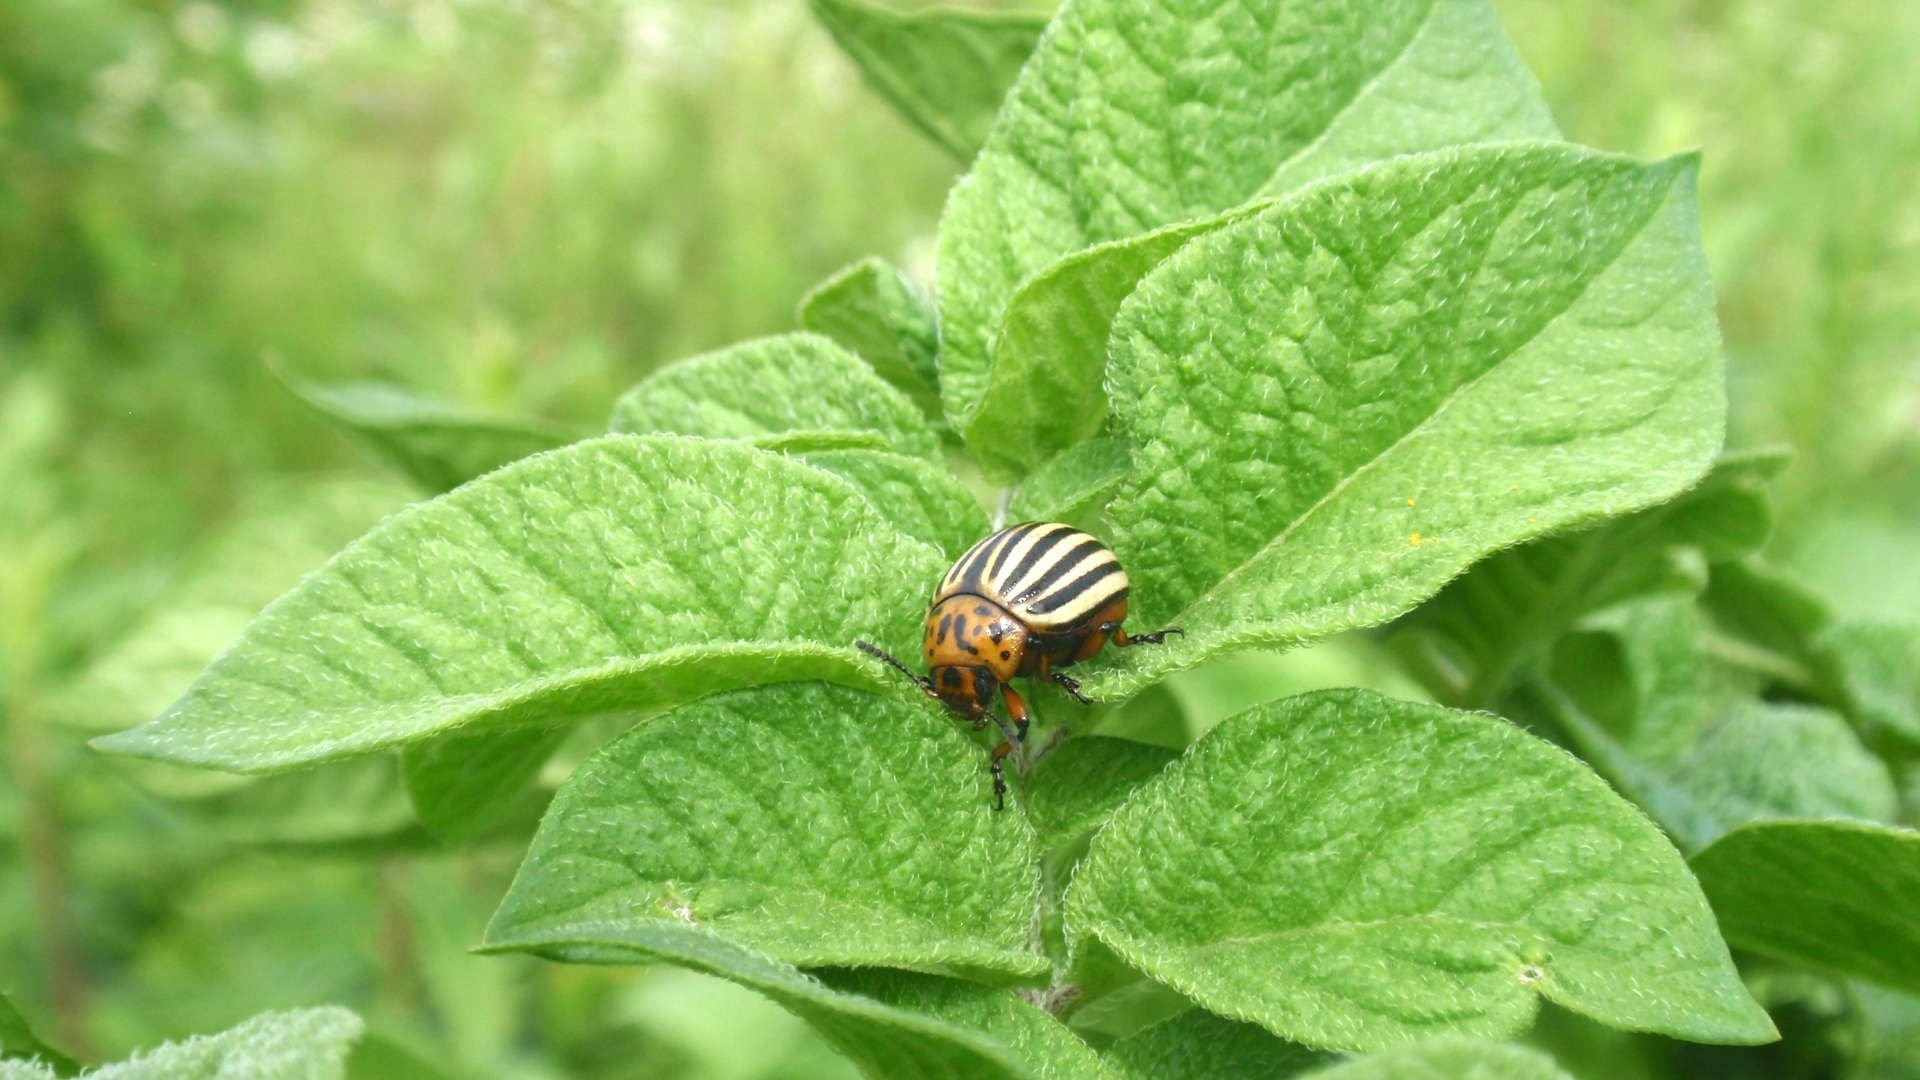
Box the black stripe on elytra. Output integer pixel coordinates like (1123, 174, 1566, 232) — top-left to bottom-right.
(945, 532, 998, 588)
(1028, 561, 1123, 616)
(985, 522, 1038, 582)
(999, 527, 1084, 597)
(956, 527, 1018, 591)
(1010, 537, 1104, 605)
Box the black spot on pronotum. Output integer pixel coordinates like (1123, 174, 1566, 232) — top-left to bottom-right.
(1000, 650, 1011, 661)
(974, 604, 992, 617)
(987, 622, 1005, 645)
(952, 614, 968, 644)
(936, 613, 952, 644)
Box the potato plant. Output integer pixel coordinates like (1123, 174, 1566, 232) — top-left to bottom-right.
(28, 0, 1917, 1076)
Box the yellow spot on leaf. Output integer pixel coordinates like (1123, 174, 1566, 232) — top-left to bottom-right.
(1409, 532, 1425, 547)
(1406, 497, 1416, 507)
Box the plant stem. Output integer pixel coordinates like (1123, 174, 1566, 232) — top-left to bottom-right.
(6, 694, 95, 1060)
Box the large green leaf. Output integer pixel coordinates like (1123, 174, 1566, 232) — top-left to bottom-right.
(94, 436, 944, 771)
(609, 333, 940, 461)
(279, 370, 574, 494)
(1393, 450, 1782, 709)
(400, 725, 565, 843)
(1067, 690, 1774, 1051)
(809, 0, 1047, 162)
(482, 922, 1037, 1079)
(1024, 735, 1174, 849)
(1692, 821, 1920, 997)
(937, 0, 1558, 454)
(0, 1007, 363, 1080)
(796, 257, 944, 419)
(486, 683, 1046, 980)
(1009, 438, 1132, 526)
(1082, 145, 1723, 698)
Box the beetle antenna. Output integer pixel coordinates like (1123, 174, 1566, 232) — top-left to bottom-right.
(854, 640, 933, 693)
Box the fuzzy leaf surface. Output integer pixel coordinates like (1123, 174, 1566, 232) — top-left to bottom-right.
(809, 0, 1046, 161)
(1299, 1038, 1576, 1079)
(400, 725, 565, 843)
(1009, 438, 1132, 526)
(487, 683, 1046, 979)
(1821, 618, 1920, 746)
(1692, 821, 1920, 996)
(609, 333, 939, 461)
(280, 372, 573, 493)
(937, 0, 1557, 442)
(1025, 735, 1175, 848)
(1103, 1011, 1327, 1080)
(484, 922, 1040, 1078)
(3, 1007, 365, 1080)
(94, 436, 943, 770)
(1068, 689, 1773, 1051)
(800, 449, 990, 559)
(797, 257, 944, 419)
(1083, 145, 1723, 698)
(826, 970, 1114, 1080)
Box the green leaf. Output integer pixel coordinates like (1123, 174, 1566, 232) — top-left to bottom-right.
(60, 1007, 361, 1080)
(800, 449, 991, 559)
(400, 725, 566, 843)
(150, 755, 423, 849)
(279, 370, 574, 494)
(1025, 736, 1174, 849)
(1009, 439, 1132, 525)
(482, 922, 1037, 1079)
(825, 970, 1114, 1079)
(1393, 450, 1780, 709)
(94, 435, 945, 771)
(1067, 689, 1774, 1051)
(487, 682, 1046, 980)
(808, 0, 1047, 162)
(1820, 618, 1920, 746)
(609, 333, 939, 461)
(937, 0, 1559, 451)
(1085, 145, 1724, 698)
(1104, 1011, 1327, 1080)
(1698, 558, 1835, 694)
(1299, 1038, 1576, 1080)
(1692, 821, 1920, 997)
(0, 993, 75, 1076)
(797, 257, 944, 419)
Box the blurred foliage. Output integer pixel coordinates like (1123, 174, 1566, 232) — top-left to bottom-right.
(0, 0, 1915, 1075)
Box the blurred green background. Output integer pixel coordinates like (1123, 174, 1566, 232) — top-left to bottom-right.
(1, 0, 1915, 1075)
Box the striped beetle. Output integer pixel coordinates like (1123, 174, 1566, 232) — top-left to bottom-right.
(857, 522, 1181, 808)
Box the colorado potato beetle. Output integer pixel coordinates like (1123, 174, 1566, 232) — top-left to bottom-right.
(856, 521, 1181, 809)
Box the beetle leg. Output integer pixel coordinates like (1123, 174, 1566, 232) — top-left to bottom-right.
(982, 700, 1025, 812)
(855, 640, 937, 698)
(1000, 684, 1031, 746)
(989, 747, 1008, 811)
(1104, 623, 1184, 647)
(1050, 671, 1094, 705)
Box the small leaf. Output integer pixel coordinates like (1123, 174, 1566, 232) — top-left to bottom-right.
(279, 370, 574, 493)
(1698, 558, 1835, 694)
(1298, 1038, 1577, 1080)
(76, 1007, 362, 1080)
(809, 0, 1047, 162)
(1009, 439, 1133, 525)
(94, 436, 944, 770)
(0, 992, 76, 1076)
(1025, 736, 1175, 849)
(1820, 618, 1920, 746)
(1068, 689, 1774, 1051)
(1103, 1011, 1327, 1080)
(400, 725, 566, 843)
(797, 257, 944, 419)
(610, 333, 940, 461)
(800, 449, 990, 558)
(1087, 145, 1725, 698)
(486, 683, 1046, 980)
(1393, 450, 1780, 709)
(938, 0, 1559, 446)
(482, 921, 1036, 1079)
(825, 970, 1114, 1079)
(1692, 821, 1920, 996)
